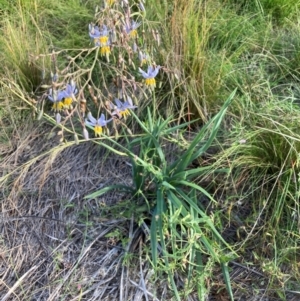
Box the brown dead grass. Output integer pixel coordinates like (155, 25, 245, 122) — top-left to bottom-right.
(0, 111, 299, 300)
(0, 117, 167, 301)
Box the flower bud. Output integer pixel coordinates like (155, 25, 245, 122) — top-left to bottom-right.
(37, 109, 44, 120)
(132, 42, 138, 53)
(56, 113, 61, 124)
(126, 128, 133, 135)
(51, 72, 59, 82)
(74, 134, 79, 145)
(139, 1, 145, 12)
(51, 89, 58, 102)
(83, 127, 89, 140)
(110, 30, 117, 43)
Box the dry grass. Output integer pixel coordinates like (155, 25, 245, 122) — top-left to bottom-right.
(1, 0, 300, 299)
(0, 114, 299, 300)
(0, 118, 157, 301)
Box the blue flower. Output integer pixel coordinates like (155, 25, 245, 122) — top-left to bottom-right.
(61, 82, 78, 109)
(99, 42, 111, 57)
(138, 51, 150, 66)
(139, 65, 161, 88)
(111, 97, 137, 118)
(85, 112, 112, 136)
(89, 24, 110, 47)
(48, 82, 77, 110)
(125, 21, 141, 38)
(48, 89, 65, 111)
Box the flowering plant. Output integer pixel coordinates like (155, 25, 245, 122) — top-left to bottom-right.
(48, 82, 77, 109)
(85, 112, 112, 136)
(40, 0, 161, 140)
(111, 97, 137, 119)
(32, 1, 237, 299)
(139, 65, 161, 89)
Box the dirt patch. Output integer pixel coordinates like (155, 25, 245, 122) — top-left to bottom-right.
(0, 121, 141, 300)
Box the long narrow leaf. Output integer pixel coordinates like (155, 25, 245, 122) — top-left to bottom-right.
(169, 166, 213, 181)
(130, 110, 151, 134)
(167, 190, 189, 216)
(163, 119, 199, 135)
(150, 188, 166, 267)
(191, 88, 236, 161)
(176, 180, 216, 203)
(167, 121, 213, 174)
(162, 181, 176, 190)
(150, 210, 158, 267)
(169, 112, 219, 173)
(175, 188, 234, 251)
(97, 140, 128, 156)
(147, 108, 154, 132)
(169, 89, 236, 174)
(151, 137, 167, 168)
(156, 188, 181, 301)
(196, 250, 206, 301)
(84, 184, 134, 199)
(221, 262, 234, 301)
(187, 204, 196, 288)
(199, 235, 218, 260)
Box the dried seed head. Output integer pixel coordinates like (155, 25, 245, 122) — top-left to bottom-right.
(92, 96, 98, 106)
(105, 100, 112, 110)
(88, 85, 95, 97)
(80, 98, 87, 115)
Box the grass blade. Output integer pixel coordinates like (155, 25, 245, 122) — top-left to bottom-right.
(84, 184, 134, 199)
(221, 262, 234, 301)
